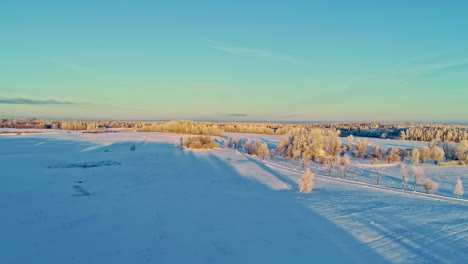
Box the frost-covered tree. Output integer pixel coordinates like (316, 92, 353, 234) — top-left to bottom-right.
(411, 148, 420, 164)
(324, 156, 334, 176)
(257, 143, 269, 160)
(419, 146, 430, 164)
(299, 169, 315, 193)
(386, 147, 401, 163)
(269, 148, 276, 159)
(372, 144, 381, 160)
(422, 178, 438, 194)
(399, 130, 407, 140)
(429, 140, 439, 150)
(340, 155, 350, 179)
(401, 164, 408, 190)
(453, 178, 464, 198)
(347, 135, 354, 151)
(456, 140, 468, 163)
(431, 146, 445, 165)
(327, 132, 341, 156)
(376, 168, 384, 185)
(309, 129, 325, 160)
(301, 152, 312, 171)
(243, 140, 254, 155)
(354, 139, 369, 158)
(292, 147, 302, 169)
(411, 166, 424, 191)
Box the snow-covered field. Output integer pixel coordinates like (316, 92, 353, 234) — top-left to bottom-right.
(1, 130, 467, 263)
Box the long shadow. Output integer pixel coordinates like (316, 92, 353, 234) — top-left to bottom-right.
(242, 153, 299, 189)
(190, 151, 389, 263)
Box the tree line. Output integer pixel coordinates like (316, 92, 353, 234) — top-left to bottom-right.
(2, 118, 467, 143)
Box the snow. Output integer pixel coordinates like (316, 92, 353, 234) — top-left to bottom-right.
(1, 129, 467, 263)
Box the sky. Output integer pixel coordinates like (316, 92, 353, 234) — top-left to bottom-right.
(1, 0, 468, 122)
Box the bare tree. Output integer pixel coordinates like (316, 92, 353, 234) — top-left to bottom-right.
(324, 156, 333, 176)
(401, 164, 408, 190)
(376, 168, 384, 185)
(453, 178, 464, 198)
(299, 169, 315, 193)
(269, 148, 276, 159)
(422, 178, 438, 194)
(372, 144, 381, 160)
(301, 152, 312, 171)
(340, 155, 350, 179)
(292, 147, 302, 169)
(411, 166, 424, 192)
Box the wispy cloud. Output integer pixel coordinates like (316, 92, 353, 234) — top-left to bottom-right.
(220, 113, 249, 117)
(0, 97, 78, 105)
(212, 45, 298, 63)
(411, 58, 468, 75)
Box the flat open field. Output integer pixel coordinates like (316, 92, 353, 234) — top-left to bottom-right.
(1, 130, 467, 263)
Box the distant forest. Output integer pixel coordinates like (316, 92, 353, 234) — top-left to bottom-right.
(1, 118, 467, 143)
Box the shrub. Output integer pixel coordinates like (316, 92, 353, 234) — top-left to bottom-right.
(438, 161, 460, 166)
(422, 178, 438, 194)
(454, 178, 464, 198)
(182, 136, 217, 150)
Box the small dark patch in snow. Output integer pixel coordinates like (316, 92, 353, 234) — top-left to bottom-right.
(73, 185, 92, 196)
(49, 160, 121, 169)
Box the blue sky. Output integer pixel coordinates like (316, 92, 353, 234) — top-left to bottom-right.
(1, 0, 467, 122)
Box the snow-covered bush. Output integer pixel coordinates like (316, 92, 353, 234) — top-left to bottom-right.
(385, 147, 401, 163)
(182, 136, 217, 150)
(454, 178, 464, 198)
(422, 178, 438, 194)
(299, 169, 315, 193)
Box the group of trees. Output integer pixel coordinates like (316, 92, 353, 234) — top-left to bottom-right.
(409, 140, 468, 165)
(181, 136, 217, 150)
(3, 118, 467, 144)
(221, 137, 271, 160)
(347, 136, 468, 165)
(349, 138, 407, 164)
(0, 118, 138, 130)
(140, 121, 224, 136)
(243, 140, 269, 160)
(277, 128, 343, 170)
(402, 126, 468, 142)
(400, 164, 464, 197)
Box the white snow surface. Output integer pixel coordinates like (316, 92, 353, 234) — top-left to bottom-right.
(1, 130, 467, 264)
